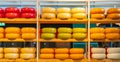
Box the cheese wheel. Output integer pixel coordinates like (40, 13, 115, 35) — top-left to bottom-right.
(41, 33, 55, 40)
(22, 33, 36, 39)
(42, 7, 56, 13)
(81, 58, 88, 62)
(107, 48, 120, 53)
(106, 33, 119, 40)
(20, 53, 35, 59)
(4, 48, 19, 53)
(21, 27, 36, 33)
(91, 14, 105, 19)
(58, 27, 72, 33)
(57, 13, 71, 19)
(6, 33, 20, 39)
(42, 28, 56, 33)
(64, 59, 74, 62)
(72, 13, 86, 19)
(107, 54, 120, 59)
(0, 48, 3, 53)
(55, 48, 69, 54)
(73, 33, 86, 40)
(0, 59, 9, 62)
(70, 54, 84, 59)
(105, 28, 119, 33)
(15, 59, 26, 62)
(28, 59, 36, 62)
(0, 33, 4, 38)
(41, 48, 54, 54)
(73, 28, 87, 33)
(91, 33, 105, 40)
(71, 8, 85, 13)
(5, 53, 19, 59)
(57, 8, 70, 13)
(90, 27, 105, 33)
(21, 48, 36, 53)
(42, 13, 56, 19)
(70, 48, 84, 54)
(0, 54, 3, 58)
(55, 54, 69, 59)
(92, 54, 106, 59)
(5, 27, 20, 33)
(107, 8, 120, 14)
(53, 59, 62, 62)
(58, 33, 72, 40)
(90, 8, 105, 14)
(39, 54, 54, 59)
(0, 28, 4, 33)
(107, 14, 120, 19)
(91, 48, 105, 54)
(0, 38, 10, 41)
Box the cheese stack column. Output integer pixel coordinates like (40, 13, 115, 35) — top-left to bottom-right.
(0, 28, 4, 39)
(0, 48, 3, 59)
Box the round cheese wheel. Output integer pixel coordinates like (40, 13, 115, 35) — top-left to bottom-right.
(0, 38, 10, 42)
(64, 59, 74, 62)
(91, 33, 105, 40)
(21, 48, 36, 53)
(106, 33, 119, 40)
(55, 54, 69, 59)
(70, 48, 84, 54)
(41, 48, 54, 54)
(42, 28, 56, 33)
(0, 48, 3, 53)
(42, 13, 56, 19)
(55, 48, 69, 54)
(22, 33, 36, 39)
(91, 14, 105, 19)
(41, 33, 55, 40)
(58, 27, 72, 33)
(6, 33, 20, 39)
(0, 54, 3, 58)
(42, 7, 56, 13)
(90, 8, 105, 14)
(107, 54, 120, 59)
(107, 48, 120, 53)
(92, 54, 106, 59)
(73, 33, 86, 40)
(0, 28, 4, 33)
(107, 14, 120, 19)
(70, 54, 84, 59)
(20, 53, 35, 59)
(57, 13, 71, 19)
(15, 59, 26, 62)
(73, 28, 87, 33)
(4, 48, 19, 53)
(39, 54, 54, 59)
(0, 34, 4, 38)
(90, 27, 105, 33)
(58, 33, 72, 40)
(107, 8, 120, 14)
(0, 59, 9, 62)
(21, 27, 36, 33)
(5, 27, 20, 33)
(5, 53, 19, 59)
(105, 28, 119, 33)
(91, 48, 105, 54)
(71, 8, 85, 13)
(72, 13, 86, 19)
(57, 8, 70, 13)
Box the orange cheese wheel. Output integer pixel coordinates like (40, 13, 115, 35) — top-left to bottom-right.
(5, 27, 20, 33)
(21, 48, 36, 53)
(55, 48, 69, 54)
(91, 33, 105, 40)
(71, 8, 86, 13)
(0, 28, 4, 33)
(70, 54, 84, 59)
(70, 48, 84, 54)
(72, 13, 86, 19)
(0, 48, 3, 53)
(39, 54, 54, 59)
(6, 33, 20, 39)
(0, 38, 10, 42)
(91, 14, 105, 19)
(21, 27, 36, 33)
(90, 8, 105, 14)
(0, 54, 3, 58)
(55, 54, 69, 59)
(57, 13, 71, 19)
(107, 14, 120, 19)
(42, 7, 56, 13)
(4, 48, 19, 53)
(22, 33, 36, 39)
(106, 33, 119, 40)
(107, 8, 120, 14)
(41, 48, 54, 54)
(57, 8, 70, 13)
(5, 53, 19, 59)
(90, 28, 105, 33)
(0, 33, 4, 38)
(42, 13, 56, 19)
(105, 28, 119, 33)
(20, 53, 35, 59)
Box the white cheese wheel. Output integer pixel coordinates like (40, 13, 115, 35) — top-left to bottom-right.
(91, 48, 105, 54)
(5, 53, 19, 59)
(39, 54, 54, 59)
(42, 28, 56, 33)
(90, 27, 105, 33)
(57, 8, 70, 13)
(0, 28, 4, 33)
(71, 8, 86, 13)
(72, 13, 86, 19)
(73, 33, 86, 40)
(58, 33, 72, 40)
(73, 28, 87, 33)
(91, 33, 105, 40)
(0, 33, 4, 38)
(21, 48, 36, 53)
(107, 54, 120, 59)
(92, 54, 106, 59)
(106, 33, 119, 40)
(6, 33, 20, 39)
(20, 53, 35, 59)
(42, 7, 56, 13)
(55, 48, 69, 54)
(5, 27, 20, 33)
(22, 33, 36, 40)
(42, 13, 56, 19)
(0, 54, 3, 58)
(21, 27, 36, 33)
(41, 33, 55, 40)
(57, 13, 71, 19)
(58, 27, 72, 33)
(4, 48, 19, 53)
(41, 48, 54, 54)
(107, 48, 120, 53)
(105, 28, 119, 33)
(0, 48, 3, 53)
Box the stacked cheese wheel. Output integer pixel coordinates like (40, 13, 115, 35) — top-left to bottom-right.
(0, 28, 4, 39)
(0, 8, 4, 18)
(0, 48, 3, 59)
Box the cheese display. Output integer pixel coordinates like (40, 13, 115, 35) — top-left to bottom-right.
(0, 48, 3, 53)
(72, 13, 86, 19)
(42, 13, 56, 19)
(58, 27, 72, 33)
(71, 8, 85, 13)
(70, 48, 84, 54)
(91, 33, 105, 40)
(90, 8, 105, 14)
(73, 28, 87, 33)
(5, 27, 20, 33)
(6, 33, 20, 39)
(105, 28, 119, 33)
(57, 13, 71, 19)
(42, 28, 56, 33)
(107, 48, 120, 53)
(0, 33, 4, 38)
(0, 28, 4, 33)
(22, 33, 36, 39)
(92, 54, 106, 59)
(41, 33, 55, 40)
(107, 8, 120, 14)
(70, 54, 84, 59)
(4, 48, 19, 53)
(91, 14, 105, 19)
(20, 53, 35, 59)
(0, 54, 3, 58)
(57, 8, 71, 13)
(5, 53, 19, 59)
(42, 7, 56, 13)
(55, 54, 69, 59)
(21, 27, 36, 33)
(90, 27, 105, 33)
(55, 48, 69, 54)
(39, 54, 54, 59)
(107, 54, 120, 59)
(41, 48, 54, 54)
(73, 33, 86, 40)
(107, 14, 120, 19)
(106, 33, 119, 40)
(91, 48, 105, 54)
(58, 33, 72, 40)
(20, 48, 36, 53)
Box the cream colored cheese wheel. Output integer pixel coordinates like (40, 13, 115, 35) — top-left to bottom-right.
(107, 54, 120, 59)
(0, 54, 3, 58)
(42, 13, 56, 19)
(58, 33, 72, 40)
(42, 28, 56, 33)
(91, 14, 105, 19)
(57, 8, 70, 13)
(107, 8, 120, 14)
(6, 33, 20, 39)
(0, 28, 4, 33)
(91, 48, 105, 54)
(72, 13, 86, 19)
(42, 7, 56, 13)
(4, 48, 19, 53)
(22, 33, 36, 39)
(90, 8, 105, 14)
(5, 53, 19, 59)
(57, 13, 71, 19)
(39, 54, 54, 59)
(5, 27, 20, 33)
(20, 53, 35, 59)
(90, 27, 105, 33)
(70, 48, 84, 54)
(73, 28, 87, 33)
(0, 48, 3, 53)
(55, 54, 69, 59)
(106, 33, 119, 40)
(21, 27, 36, 33)
(55, 48, 69, 54)
(91, 33, 105, 40)
(21, 48, 36, 53)
(41, 33, 55, 40)
(58, 27, 72, 33)
(41, 48, 54, 54)
(107, 14, 120, 19)
(92, 54, 106, 59)
(71, 8, 86, 13)
(0, 34, 4, 38)
(70, 54, 84, 59)
(107, 48, 120, 53)
(73, 33, 86, 40)
(105, 28, 119, 33)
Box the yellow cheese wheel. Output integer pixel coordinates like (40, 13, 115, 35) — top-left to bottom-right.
(55, 48, 69, 54)
(0, 59, 9, 62)
(21, 48, 36, 53)
(90, 8, 105, 14)
(105, 28, 119, 33)
(0, 28, 4, 33)
(70, 48, 84, 54)
(39, 54, 54, 59)
(5, 27, 20, 33)
(55, 54, 69, 59)
(6, 33, 20, 39)
(4, 48, 19, 53)
(64, 59, 74, 62)
(5, 53, 19, 59)
(71, 8, 86, 13)
(91, 33, 105, 40)
(20, 53, 35, 59)
(91, 14, 105, 19)
(42, 13, 56, 19)
(70, 54, 84, 59)
(107, 14, 120, 19)
(0, 33, 4, 38)
(22, 33, 36, 39)
(21, 27, 36, 33)
(90, 27, 105, 33)
(0, 38, 10, 42)
(41, 33, 55, 40)
(42, 7, 56, 13)
(58, 27, 72, 33)
(0, 54, 3, 58)
(0, 48, 3, 53)
(57, 8, 70, 13)
(106, 33, 119, 40)
(42, 28, 56, 33)
(73, 28, 87, 33)
(58, 33, 72, 40)
(57, 13, 71, 19)
(73, 33, 86, 40)
(41, 48, 54, 54)
(107, 8, 120, 14)
(72, 13, 86, 19)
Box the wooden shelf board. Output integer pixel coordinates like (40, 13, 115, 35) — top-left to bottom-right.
(39, 59, 81, 62)
(91, 19, 120, 23)
(91, 39, 120, 42)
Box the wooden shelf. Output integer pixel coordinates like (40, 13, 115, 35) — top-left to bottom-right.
(91, 39, 120, 42)
(91, 19, 120, 23)
(0, 39, 37, 42)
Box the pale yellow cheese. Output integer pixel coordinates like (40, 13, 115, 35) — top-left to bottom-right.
(71, 8, 86, 13)
(57, 13, 71, 19)
(5, 53, 19, 59)
(57, 8, 71, 13)
(42, 7, 56, 13)
(20, 53, 35, 59)
(42, 13, 56, 19)
(72, 13, 86, 19)
(4, 48, 19, 53)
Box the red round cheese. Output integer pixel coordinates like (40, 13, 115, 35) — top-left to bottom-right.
(5, 13, 20, 18)
(21, 7, 36, 13)
(5, 7, 20, 13)
(21, 13, 36, 18)
(0, 14, 4, 18)
(0, 8, 4, 13)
